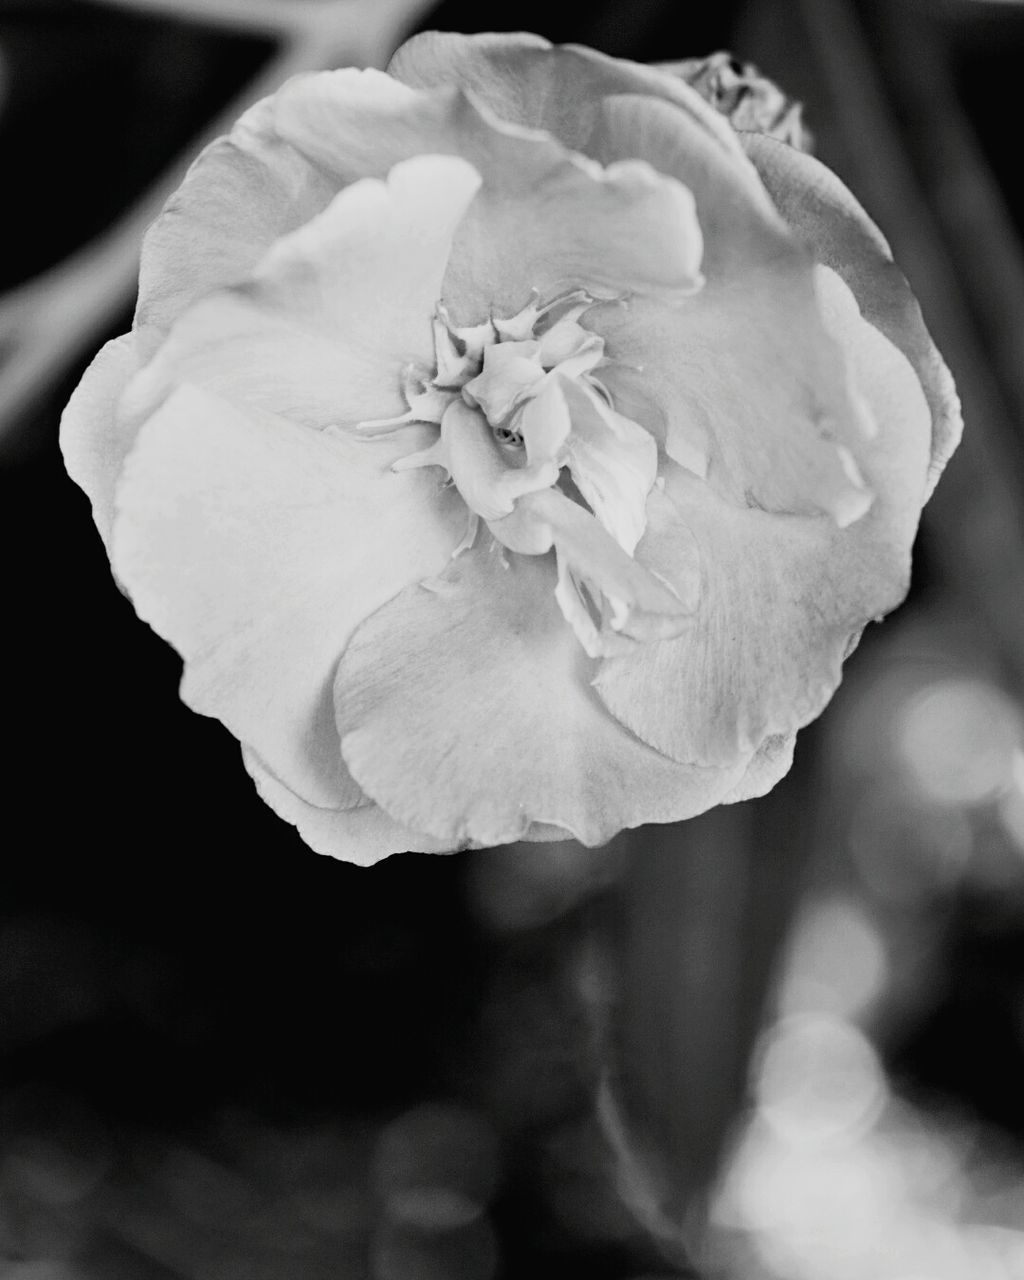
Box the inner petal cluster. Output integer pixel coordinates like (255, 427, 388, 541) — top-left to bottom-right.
(358, 291, 694, 656)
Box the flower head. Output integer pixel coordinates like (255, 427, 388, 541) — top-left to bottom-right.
(61, 32, 961, 863)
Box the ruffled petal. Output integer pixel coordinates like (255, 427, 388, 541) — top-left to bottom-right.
(58, 334, 141, 549)
(334, 541, 748, 848)
(489, 486, 697, 656)
(395, 400, 559, 521)
(242, 748, 453, 866)
(587, 251, 874, 526)
(567, 93, 891, 524)
(388, 31, 744, 162)
(462, 340, 544, 422)
(269, 66, 459, 185)
(559, 377, 657, 554)
(593, 267, 931, 766)
(268, 65, 705, 323)
(135, 96, 337, 351)
(126, 154, 483, 431)
(136, 68, 479, 350)
(517, 378, 573, 465)
(111, 384, 465, 809)
(720, 733, 797, 804)
(443, 154, 704, 323)
(742, 132, 962, 498)
(242, 747, 572, 862)
(252, 153, 481, 369)
(584, 92, 788, 280)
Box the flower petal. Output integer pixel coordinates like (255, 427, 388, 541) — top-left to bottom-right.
(242, 747, 453, 866)
(112, 384, 465, 809)
(135, 95, 337, 352)
(559, 377, 657, 555)
(489, 485, 697, 655)
(721, 734, 797, 804)
(585, 92, 789, 281)
(269, 66, 705, 322)
(136, 68, 463, 351)
(58, 334, 141, 549)
(126, 154, 483, 431)
(443, 155, 705, 324)
(462, 340, 544, 422)
(517, 378, 573, 466)
(252, 154, 482, 368)
(742, 132, 962, 498)
(388, 31, 744, 161)
(578, 92, 889, 524)
(593, 267, 932, 766)
(334, 541, 748, 848)
(243, 746, 572, 862)
(588, 255, 874, 526)
(396, 400, 559, 521)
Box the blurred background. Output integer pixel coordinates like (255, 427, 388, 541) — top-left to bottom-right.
(2, 0, 1024, 1277)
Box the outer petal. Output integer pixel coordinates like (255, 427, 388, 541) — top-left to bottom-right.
(126, 154, 483, 432)
(584, 92, 788, 280)
(742, 132, 962, 498)
(387, 31, 744, 162)
(267, 69, 705, 322)
(268, 66, 460, 183)
(242, 748, 573, 864)
(58, 334, 141, 549)
(593, 267, 931, 766)
(334, 540, 748, 849)
(721, 733, 797, 804)
(111, 384, 464, 809)
(509, 68, 874, 527)
(589, 268, 873, 527)
(135, 95, 337, 351)
(242, 748, 453, 866)
(135, 69, 451, 348)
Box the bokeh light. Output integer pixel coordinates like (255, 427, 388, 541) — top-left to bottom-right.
(997, 750, 1024, 855)
(710, 613, 1024, 1280)
(755, 1014, 888, 1149)
(777, 896, 890, 1022)
(846, 789, 974, 904)
(372, 1103, 501, 1230)
(896, 678, 1023, 808)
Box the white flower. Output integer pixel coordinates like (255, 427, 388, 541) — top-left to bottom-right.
(61, 32, 961, 863)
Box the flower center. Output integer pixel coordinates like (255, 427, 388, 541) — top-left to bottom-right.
(359, 289, 654, 548)
(355, 289, 691, 657)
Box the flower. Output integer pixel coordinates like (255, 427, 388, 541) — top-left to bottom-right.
(60, 32, 961, 864)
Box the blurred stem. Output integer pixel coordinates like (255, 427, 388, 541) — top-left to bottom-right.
(97, 0, 355, 36)
(601, 757, 816, 1264)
